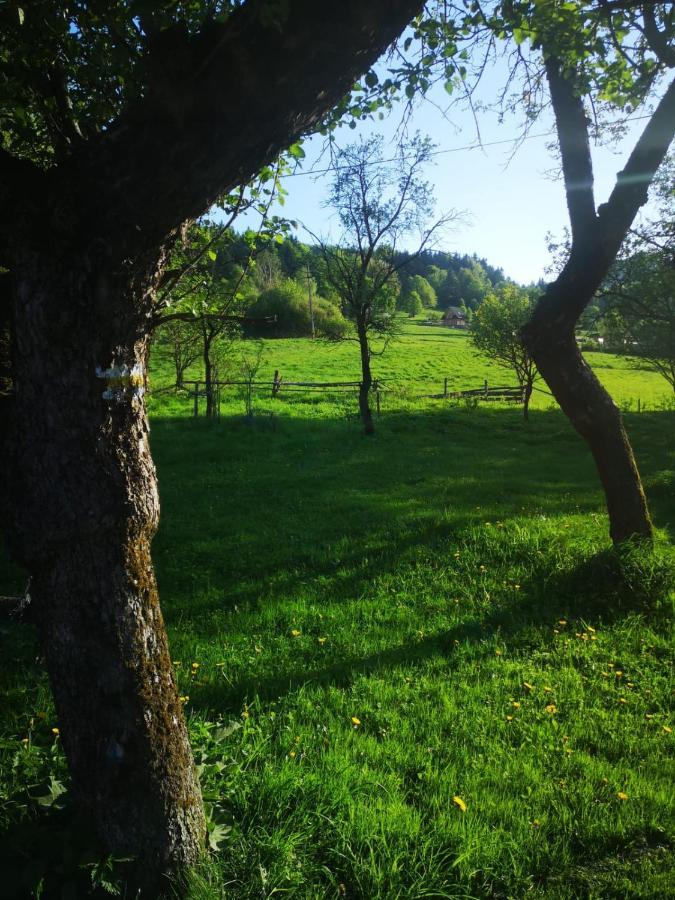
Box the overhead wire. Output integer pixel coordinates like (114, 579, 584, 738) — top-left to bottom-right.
(279, 113, 653, 179)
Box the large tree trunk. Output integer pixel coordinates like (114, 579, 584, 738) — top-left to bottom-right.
(523, 61, 675, 544)
(10, 254, 206, 877)
(0, 0, 434, 876)
(357, 321, 375, 435)
(524, 314, 652, 544)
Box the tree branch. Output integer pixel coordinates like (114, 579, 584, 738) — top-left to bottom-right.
(640, 3, 675, 67)
(545, 56, 597, 243)
(65, 0, 425, 260)
(598, 75, 675, 247)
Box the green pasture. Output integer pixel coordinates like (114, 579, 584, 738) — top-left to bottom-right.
(1, 324, 673, 898)
(149, 320, 674, 421)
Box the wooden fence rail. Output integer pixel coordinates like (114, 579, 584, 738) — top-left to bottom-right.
(181, 376, 523, 416)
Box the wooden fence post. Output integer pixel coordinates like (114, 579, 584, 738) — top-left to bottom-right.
(375, 381, 381, 417)
(484, 379, 488, 398)
(444, 377, 448, 397)
(272, 370, 281, 399)
(193, 382, 199, 417)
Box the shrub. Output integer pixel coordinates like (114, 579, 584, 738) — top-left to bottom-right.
(245, 279, 348, 339)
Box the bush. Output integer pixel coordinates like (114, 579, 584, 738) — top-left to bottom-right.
(244, 279, 348, 339)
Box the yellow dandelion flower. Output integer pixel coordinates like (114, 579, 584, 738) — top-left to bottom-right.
(545, 704, 557, 714)
(553, 629, 560, 635)
(523, 682, 534, 691)
(317, 637, 327, 644)
(21, 737, 29, 745)
(290, 629, 301, 637)
(617, 792, 628, 801)
(532, 819, 541, 828)
(645, 713, 654, 720)
(618, 697, 627, 704)
(586, 625, 596, 633)
(351, 717, 361, 727)
(289, 750, 296, 758)
(514, 584, 521, 590)
(543, 686, 553, 693)
(191, 662, 200, 669)
(51, 727, 60, 736)
(663, 726, 672, 734)
(558, 619, 567, 626)
(512, 701, 521, 709)
(506, 715, 514, 722)
(452, 795, 467, 813)
(495, 649, 502, 656)
(615, 671, 623, 678)
(179, 695, 189, 703)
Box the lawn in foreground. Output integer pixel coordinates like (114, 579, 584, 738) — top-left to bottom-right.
(0, 398, 673, 898)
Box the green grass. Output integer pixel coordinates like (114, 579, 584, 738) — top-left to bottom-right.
(1, 324, 674, 898)
(147, 320, 674, 421)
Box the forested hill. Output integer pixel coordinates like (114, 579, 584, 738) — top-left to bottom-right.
(226, 232, 511, 313)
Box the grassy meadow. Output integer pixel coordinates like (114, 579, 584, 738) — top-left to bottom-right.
(1, 321, 674, 897)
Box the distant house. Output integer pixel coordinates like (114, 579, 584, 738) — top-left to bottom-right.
(442, 306, 468, 329)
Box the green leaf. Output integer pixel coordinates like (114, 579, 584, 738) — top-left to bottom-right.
(207, 250, 217, 261)
(17, 7, 24, 25)
(288, 142, 305, 161)
(365, 70, 379, 88)
(208, 822, 232, 851)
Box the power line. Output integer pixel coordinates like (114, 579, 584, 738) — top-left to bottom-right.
(280, 114, 652, 179)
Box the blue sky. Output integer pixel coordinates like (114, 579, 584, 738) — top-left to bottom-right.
(232, 57, 664, 285)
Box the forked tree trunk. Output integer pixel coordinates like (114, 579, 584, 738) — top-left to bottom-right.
(524, 316, 652, 544)
(10, 255, 206, 877)
(357, 321, 375, 435)
(524, 59, 675, 544)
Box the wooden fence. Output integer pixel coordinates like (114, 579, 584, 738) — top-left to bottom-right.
(182, 375, 524, 417)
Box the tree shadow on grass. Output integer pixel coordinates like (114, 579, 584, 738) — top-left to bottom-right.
(150, 406, 674, 632)
(190, 540, 674, 714)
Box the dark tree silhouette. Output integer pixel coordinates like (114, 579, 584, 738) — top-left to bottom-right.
(0, 0, 423, 878)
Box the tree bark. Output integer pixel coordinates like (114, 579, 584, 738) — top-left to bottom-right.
(1, 0, 425, 876)
(10, 254, 206, 874)
(357, 320, 375, 435)
(524, 303, 652, 544)
(523, 378, 532, 421)
(524, 61, 675, 543)
(202, 324, 216, 419)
